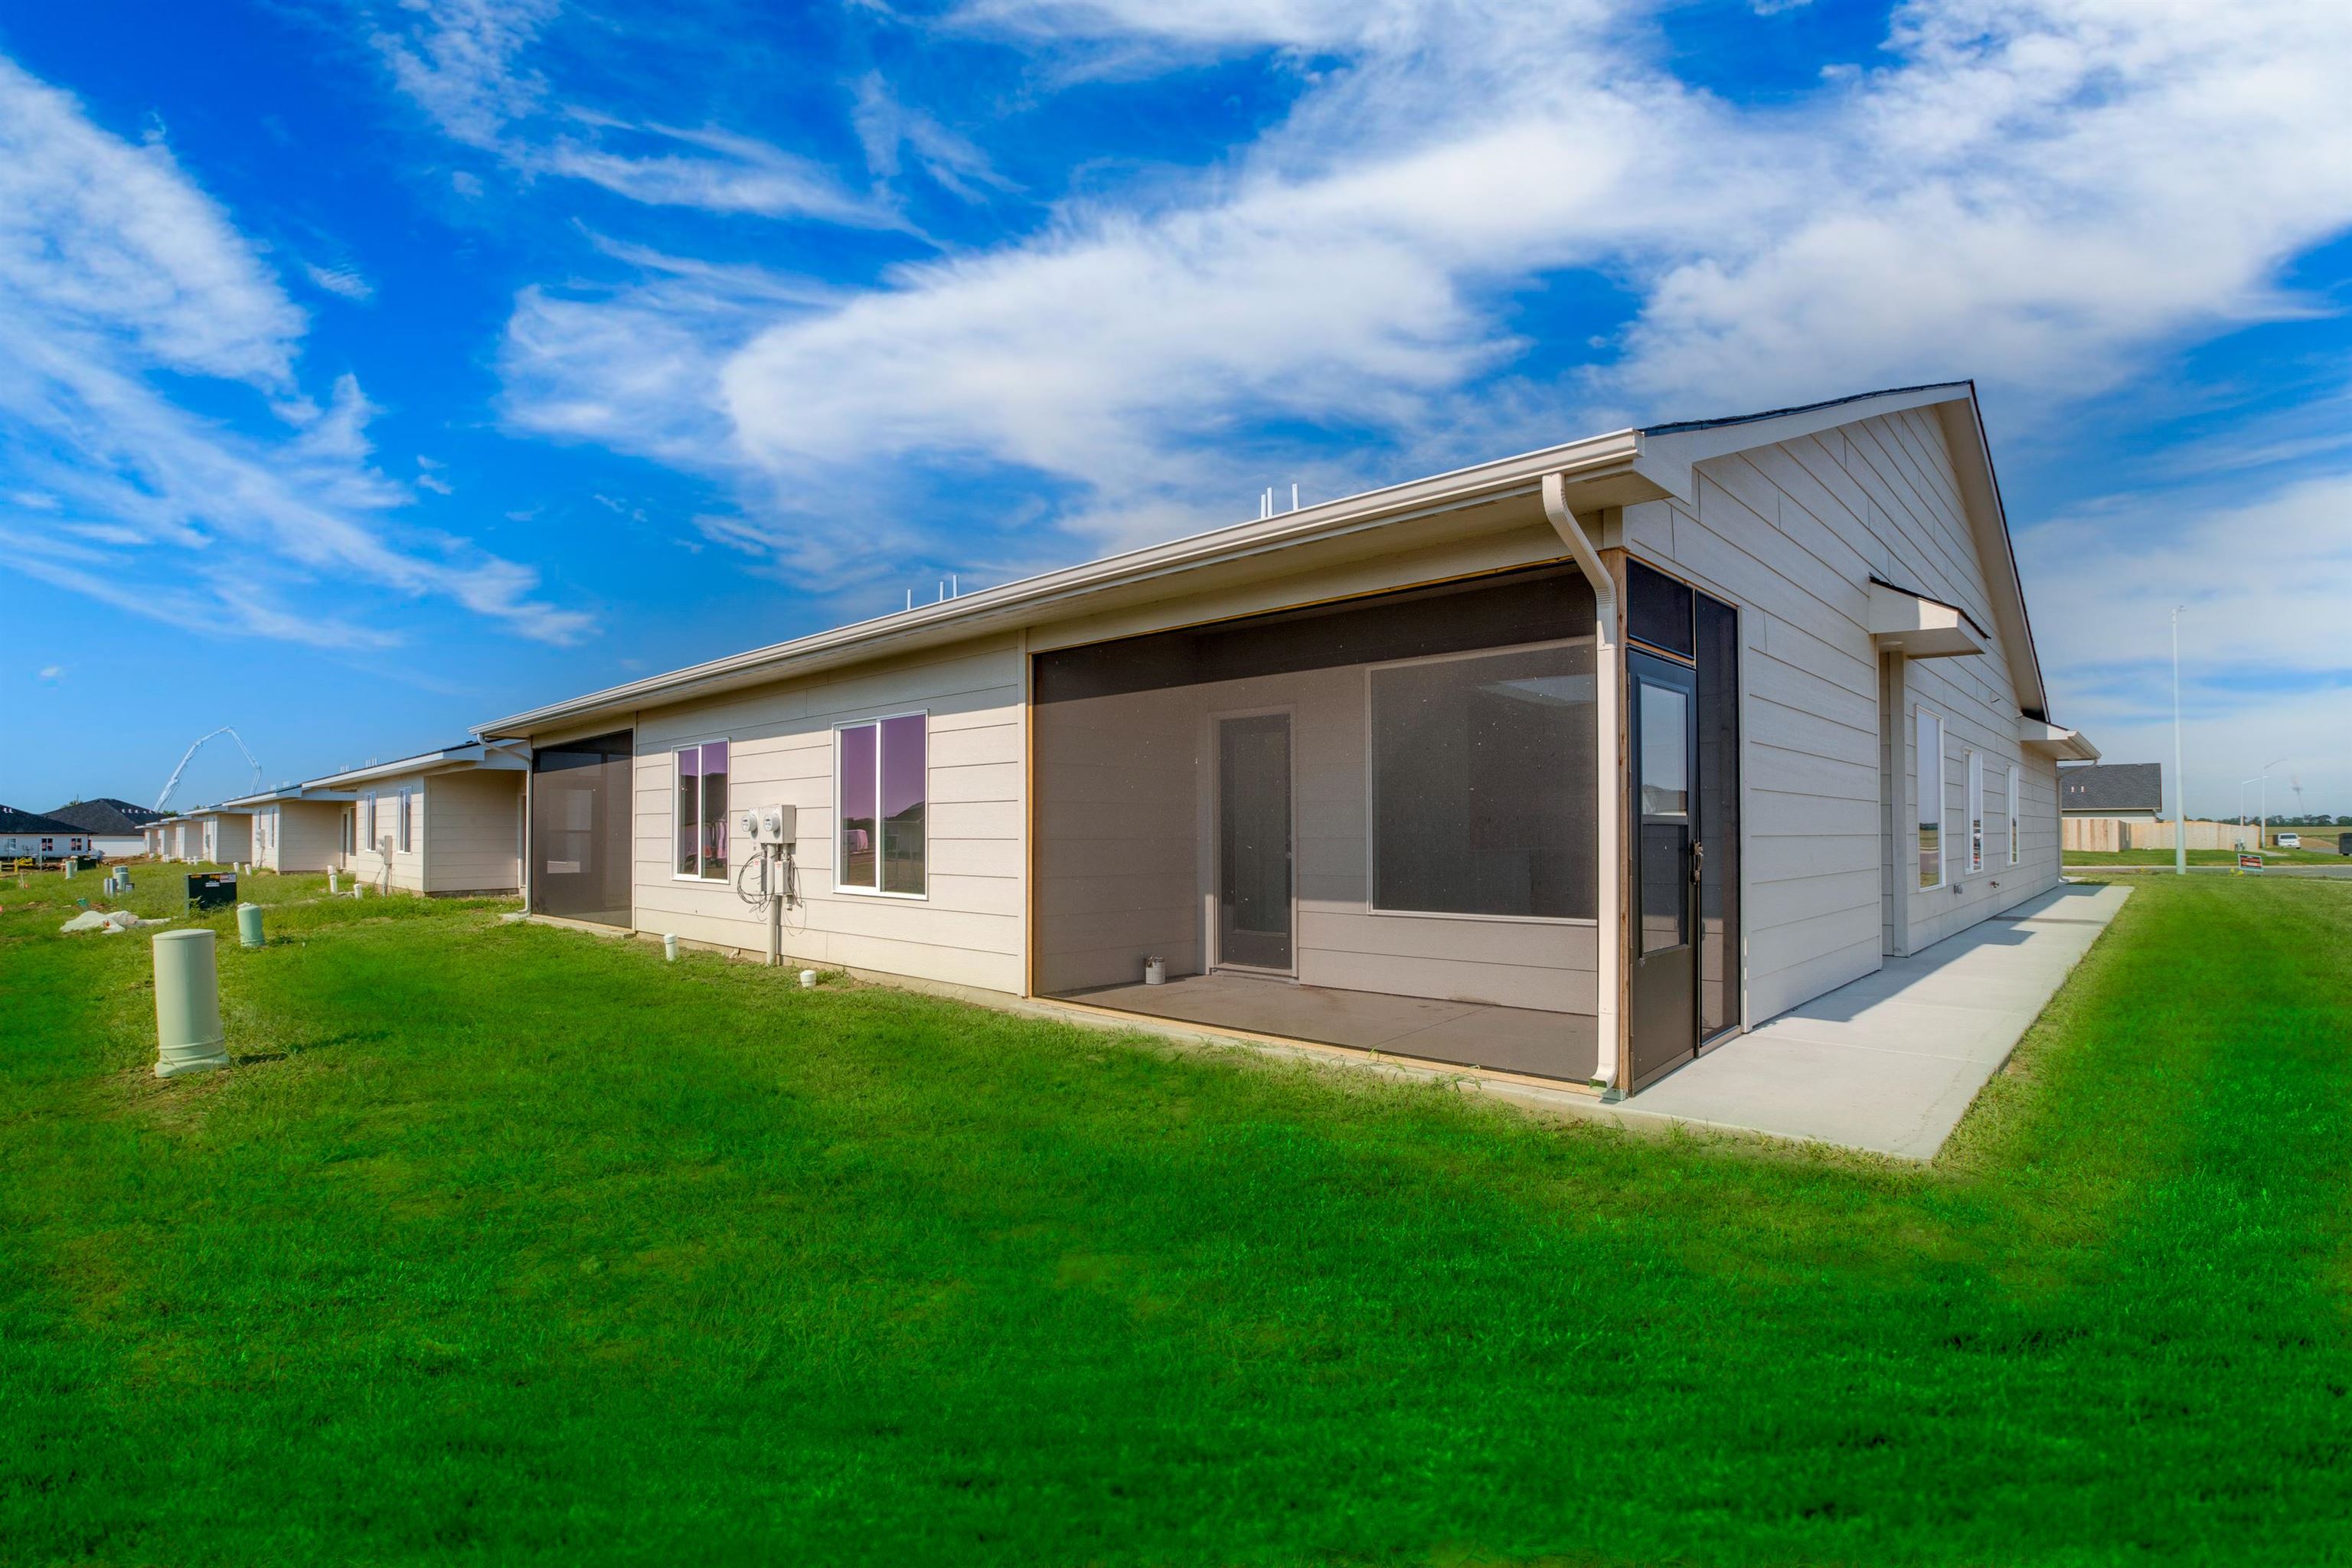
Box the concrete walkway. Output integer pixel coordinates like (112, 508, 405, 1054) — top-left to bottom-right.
(1620, 881, 2133, 1160)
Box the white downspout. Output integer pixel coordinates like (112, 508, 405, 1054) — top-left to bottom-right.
(1543, 472, 1622, 1093)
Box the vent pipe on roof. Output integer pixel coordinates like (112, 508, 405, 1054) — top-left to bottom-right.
(1542, 472, 1622, 1096)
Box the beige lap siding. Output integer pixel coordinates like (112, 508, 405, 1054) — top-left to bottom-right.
(1622, 404, 2060, 1026)
(422, 770, 523, 893)
(351, 776, 430, 893)
(266, 800, 345, 872)
(629, 636, 1027, 995)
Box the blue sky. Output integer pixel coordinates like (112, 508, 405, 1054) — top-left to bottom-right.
(1, 0, 2346, 817)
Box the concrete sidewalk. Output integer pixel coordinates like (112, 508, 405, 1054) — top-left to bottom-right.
(1619, 881, 2133, 1160)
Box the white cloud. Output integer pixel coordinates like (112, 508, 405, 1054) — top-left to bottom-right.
(369, 0, 559, 149)
(542, 122, 897, 224)
(0, 54, 586, 646)
(303, 260, 375, 301)
(503, 0, 2352, 572)
(37, 663, 62, 681)
(852, 73, 1015, 203)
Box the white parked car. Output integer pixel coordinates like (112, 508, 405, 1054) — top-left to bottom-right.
(2276, 832, 2301, 848)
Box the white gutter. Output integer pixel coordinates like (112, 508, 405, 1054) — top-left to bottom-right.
(1542, 472, 1621, 1093)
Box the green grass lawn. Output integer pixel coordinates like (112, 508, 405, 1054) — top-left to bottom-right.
(4, 867, 2349, 1565)
(2064, 846, 2348, 866)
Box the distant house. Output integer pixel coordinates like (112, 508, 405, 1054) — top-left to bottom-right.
(2058, 763, 2161, 820)
(44, 797, 165, 859)
(304, 742, 527, 896)
(178, 808, 254, 866)
(1, 805, 92, 861)
(218, 785, 358, 874)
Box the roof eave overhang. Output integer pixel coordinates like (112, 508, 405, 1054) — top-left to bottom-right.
(2020, 719, 2101, 762)
(1867, 580, 1987, 658)
(478, 430, 1670, 740)
(300, 741, 525, 791)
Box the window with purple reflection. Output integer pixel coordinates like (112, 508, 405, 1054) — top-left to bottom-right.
(878, 714, 926, 894)
(673, 740, 730, 879)
(839, 724, 878, 888)
(699, 740, 728, 880)
(675, 745, 700, 877)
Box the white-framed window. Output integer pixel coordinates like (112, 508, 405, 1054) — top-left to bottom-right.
(836, 713, 927, 897)
(1967, 750, 1985, 874)
(672, 739, 730, 880)
(397, 786, 414, 853)
(1917, 707, 1945, 890)
(342, 807, 356, 856)
(1365, 639, 1598, 921)
(2007, 765, 2021, 865)
(358, 792, 376, 850)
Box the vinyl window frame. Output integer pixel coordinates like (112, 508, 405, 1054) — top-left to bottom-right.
(1361, 635, 1600, 926)
(670, 737, 733, 883)
(2007, 764, 2022, 866)
(833, 710, 929, 900)
(1967, 750, 1985, 875)
(1916, 707, 1946, 891)
(396, 786, 414, 854)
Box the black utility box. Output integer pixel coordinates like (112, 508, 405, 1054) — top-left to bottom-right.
(187, 872, 238, 911)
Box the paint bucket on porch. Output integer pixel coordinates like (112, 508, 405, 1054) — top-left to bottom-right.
(1144, 956, 1167, 985)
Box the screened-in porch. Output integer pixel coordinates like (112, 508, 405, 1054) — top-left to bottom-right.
(1031, 564, 1606, 1085)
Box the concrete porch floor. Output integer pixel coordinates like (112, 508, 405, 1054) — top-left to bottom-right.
(1058, 972, 1599, 1084)
(1619, 881, 2133, 1159)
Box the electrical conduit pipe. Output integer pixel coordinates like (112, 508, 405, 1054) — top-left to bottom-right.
(1542, 472, 1622, 1095)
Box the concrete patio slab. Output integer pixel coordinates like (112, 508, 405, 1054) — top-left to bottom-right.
(1617, 881, 2133, 1160)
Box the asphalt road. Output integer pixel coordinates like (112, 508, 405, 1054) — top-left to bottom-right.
(2066, 863, 2352, 880)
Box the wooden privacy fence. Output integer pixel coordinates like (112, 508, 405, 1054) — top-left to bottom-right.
(2063, 818, 2285, 852)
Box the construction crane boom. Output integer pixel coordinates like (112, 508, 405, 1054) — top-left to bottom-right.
(155, 727, 263, 813)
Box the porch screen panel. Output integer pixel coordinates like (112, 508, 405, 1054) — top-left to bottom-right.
(531, 730, 635, 926)
(1370, 640, 1596, 920)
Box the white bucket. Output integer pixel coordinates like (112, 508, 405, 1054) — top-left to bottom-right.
(1144, 956, 1167, 985)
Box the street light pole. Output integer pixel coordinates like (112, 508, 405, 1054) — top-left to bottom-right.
(2262, 756, 2287, 851)
(2171, 606, 2187, 876)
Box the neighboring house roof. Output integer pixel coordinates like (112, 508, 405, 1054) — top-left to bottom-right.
(44, 798, 165, 835)
(2059, 763, 2163, 814)
(1, 805, 87, 836)
(303, 740, 527, 790)
(479, 381, 2063, 743)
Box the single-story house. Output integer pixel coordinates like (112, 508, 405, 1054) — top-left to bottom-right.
(149, 816, 204, 861)
(480, 382, 2095, 1096)
(304, 742, 528, 896)
(43, 798, 165, 859)
(183, 808, 253, 867)
(218, 785, 358, 873)
(2058, 763, 2161, 819)
(2, 805, 93, 862)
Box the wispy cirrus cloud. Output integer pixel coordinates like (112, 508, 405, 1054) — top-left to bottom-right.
(0, 53, 587, 647)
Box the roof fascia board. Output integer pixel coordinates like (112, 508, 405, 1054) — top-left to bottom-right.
(1637, 384, 1973, 504)
(302, 743, 508, 790)
(1935, 395, 2050, 720)
(479, 428, 1653, 738)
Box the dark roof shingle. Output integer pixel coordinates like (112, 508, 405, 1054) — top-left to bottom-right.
(2059, 763, 2162, 813)
(43, 798, 164, 835)
(1, 805, 87, 836)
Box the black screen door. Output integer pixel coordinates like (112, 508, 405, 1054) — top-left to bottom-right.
(1628, 652, 1697, 1083)
(1217, 714, 1293, 971)
(531, 730, 635, 927)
